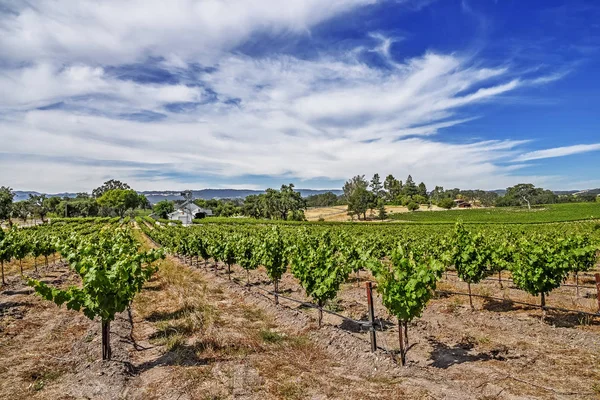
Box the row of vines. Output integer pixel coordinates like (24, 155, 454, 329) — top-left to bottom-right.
(1, 217, 598, 364)
(138, 219, 600, 364)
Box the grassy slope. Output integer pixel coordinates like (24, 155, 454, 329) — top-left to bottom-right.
(388, 202, 600, 224)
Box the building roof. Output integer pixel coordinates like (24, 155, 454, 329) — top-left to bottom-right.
(175, 200, 213, 216)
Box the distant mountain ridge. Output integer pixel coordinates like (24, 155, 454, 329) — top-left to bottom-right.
(13, 191, 79, 202)
(12, 188, 599, 204)
(13, 189, 344, 203)
(140, 189, 344, 203)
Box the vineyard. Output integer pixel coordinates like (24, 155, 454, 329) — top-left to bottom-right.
(139, 219, 600, 351)
(388, 202, 600, 224)
(1, 217, 600, 398)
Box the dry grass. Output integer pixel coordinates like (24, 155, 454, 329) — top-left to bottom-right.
(0, 262, 92, 399)
(304, 204, 448, 221)
(132, 230, 356, 398)
(131, 230, 420, 399)
(1, 253, 61, 283)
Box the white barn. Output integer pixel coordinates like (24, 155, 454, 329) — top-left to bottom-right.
(167, 200, 213, 225)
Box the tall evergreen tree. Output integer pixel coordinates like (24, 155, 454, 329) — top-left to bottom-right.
(418, 182, 428, 198)
(402, 175, 418, 197)
(370, 173, 383, 199)
(384, 174, 402, 201)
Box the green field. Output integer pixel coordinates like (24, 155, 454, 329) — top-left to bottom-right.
(388, 202, 600, 224)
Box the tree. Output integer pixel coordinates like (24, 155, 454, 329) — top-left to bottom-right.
(376, 198, 388, 221)
(445, 188, 461, 200)
(0, 186, 15, 226)
(305, 192, 339, 207)
(417, 182, 428, 198)
(438, 198, 455, 210)
(402, 175, 418, 197)
(240, 184, 306, 220)
(502, 184, 545, 209)
(44, 196, 62, 215)
(458, 190, 498, 207)
(413, 194, 428, 204)
(242, 195, 263, 218)
(138, 194, 151, 210)
(350, 186, 372, 220)
(61, 198, 99, 217)
(97, 189, 140, 217)
(384, 175, 402, 201)
(28, 194, 49, 223)
(430, 186, 445, 203)
(92, 179, 131, 198)
(371, 246, 443, 365)
(153, 200, 175, 219)
(12, 201, 29, 222)
(277, 184, 307, 220)
(214, 201, 241, 217)
(343, 175, 372, 220)
(370, 174, 383, 199)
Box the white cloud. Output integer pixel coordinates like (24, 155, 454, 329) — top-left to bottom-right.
(0, 63, 203, 111)
(0, 0, 377, 65)
(0, 1, 578, 192)
(513, 143, 600, 162)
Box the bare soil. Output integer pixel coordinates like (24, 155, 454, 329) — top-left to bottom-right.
(1, 233, 599, 399)
(179, 258, 600, 399)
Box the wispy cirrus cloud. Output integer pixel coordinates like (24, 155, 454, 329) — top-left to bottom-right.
(513, 143, 600, 162)
(0, 0, 378, 65)
(0, 0, 589, 192)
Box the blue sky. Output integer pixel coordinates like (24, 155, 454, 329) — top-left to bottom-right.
(0, 0, 599, 192)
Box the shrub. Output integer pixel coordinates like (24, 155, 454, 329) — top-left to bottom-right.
(413, 195, 428, 204)
(406, 202, 420, 211)
(438, 198, 455, 209)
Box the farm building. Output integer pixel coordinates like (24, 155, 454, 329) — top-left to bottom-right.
(453, 199, 472, 208)
(168, 200, 213, 225)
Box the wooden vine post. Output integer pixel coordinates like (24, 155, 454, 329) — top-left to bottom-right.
(398, 320, 408, 365)
(102, 321, 111, 360)
(595, 273, 600, 313)
(365, 281, 377, 352)
(540, 292, 546, 322)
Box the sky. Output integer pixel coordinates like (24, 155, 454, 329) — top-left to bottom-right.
(0, 0, 599, 193)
